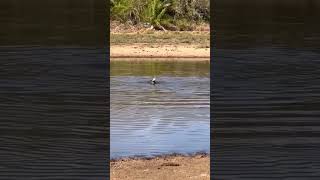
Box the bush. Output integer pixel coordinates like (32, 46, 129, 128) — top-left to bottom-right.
(175, 18, 193, 31)
(141, 0, 172, 30)
(111, 0, 145, 24)
(110, 0, 210, 30)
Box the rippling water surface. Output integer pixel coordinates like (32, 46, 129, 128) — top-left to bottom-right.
(111, 60, 210, 158)
(213, 0, 320, 179)
(0, 0, 107, 178)
(0, 47, 108, 179)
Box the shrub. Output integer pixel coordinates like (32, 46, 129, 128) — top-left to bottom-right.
(110, 0, 210, 30)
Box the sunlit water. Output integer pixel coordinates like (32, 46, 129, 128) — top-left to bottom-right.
(111, 60, 210, 158)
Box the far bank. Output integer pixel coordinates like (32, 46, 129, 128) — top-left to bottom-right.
(110, 31, 210, 59)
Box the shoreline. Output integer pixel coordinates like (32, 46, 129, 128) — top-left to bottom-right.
(111, 153, 210, 180)
(110, 44, 210, 59)
(110, 152, 209, 161)
(111, 56, 210, 59)
(110, 31, 210, 59)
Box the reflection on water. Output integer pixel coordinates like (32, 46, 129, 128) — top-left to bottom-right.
(213, 0, 320, 179)
(111, 60, 210, 158)
(111, 59, 210, 77)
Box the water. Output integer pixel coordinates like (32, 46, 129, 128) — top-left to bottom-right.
(0, 0, 108, 179)
(0, 47, 108, 179)
(111, 60, 210, 158)
(0, 0, 105, 46)
(213, 0, 320, 179)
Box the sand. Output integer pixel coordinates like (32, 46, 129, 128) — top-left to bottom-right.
(110, 154, 210, 180)
(110, 44, 210, 59)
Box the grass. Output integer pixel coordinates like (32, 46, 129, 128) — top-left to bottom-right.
(110, 31, 210, 45)
(110, 0, 210, 31)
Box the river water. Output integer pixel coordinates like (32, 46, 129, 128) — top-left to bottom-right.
(0, 1, 108, 179)
(111, 60, 210, 158)
(213, 0, 320, 179)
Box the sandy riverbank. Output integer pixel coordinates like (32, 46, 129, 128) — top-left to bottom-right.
(110, 31, 210, 59)
(111, 44, 210, 59)
(110, 154, 210, 180)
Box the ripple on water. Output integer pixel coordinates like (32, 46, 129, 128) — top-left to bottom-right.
(111, 75, 210, 158)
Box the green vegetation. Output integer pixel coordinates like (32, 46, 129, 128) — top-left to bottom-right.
(110, 0, 210, 31)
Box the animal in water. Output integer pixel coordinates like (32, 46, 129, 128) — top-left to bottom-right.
(150, 77, 157, 85)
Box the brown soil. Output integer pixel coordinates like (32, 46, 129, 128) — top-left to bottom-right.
(111, 44, 210, 59)
(110, 154, 210, 180)
(110, 22, 210, 59)
(110, 21, 210, 33)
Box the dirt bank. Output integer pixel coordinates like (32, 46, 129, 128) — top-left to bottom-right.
(110, 154, 210, 180)
(111, 44, 210, 59)
(110, 31, 210, 59)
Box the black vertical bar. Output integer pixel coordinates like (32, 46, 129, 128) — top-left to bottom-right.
(0, 0, 109, 179)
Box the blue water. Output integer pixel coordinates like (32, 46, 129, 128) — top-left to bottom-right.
(110, 61, 210, 158)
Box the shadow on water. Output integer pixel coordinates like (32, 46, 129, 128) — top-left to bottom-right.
(111, 60, 210, 158)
